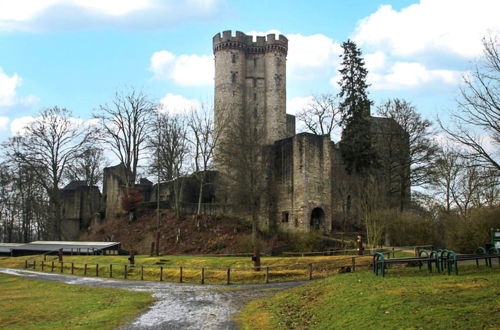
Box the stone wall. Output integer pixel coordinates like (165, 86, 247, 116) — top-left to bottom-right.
(61, 181, 102, 240)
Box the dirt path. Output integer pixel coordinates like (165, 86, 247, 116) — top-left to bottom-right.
(0, 267, 303, 329)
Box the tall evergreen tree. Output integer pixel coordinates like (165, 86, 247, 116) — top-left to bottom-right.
(338, 39, 377, 174)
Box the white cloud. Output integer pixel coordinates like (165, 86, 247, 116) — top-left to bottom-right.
(247, 30, 342, 80)
(0, 67, 39, 108)
(0, 116, 9, 131)
(0, 0, 221, 31)
(287, 96, 314, 115)
(159, 93, 200, 115)
(364, 51, 388, 72)
(10, 116, 37, 136)
(353, 0, 500, 58)
(368, 61, 463, 90)
(150, 51, 214, 87)
(330, 58, 463, 91)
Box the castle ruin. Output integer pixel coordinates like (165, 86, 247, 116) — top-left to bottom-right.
(61, 30, 410, 239)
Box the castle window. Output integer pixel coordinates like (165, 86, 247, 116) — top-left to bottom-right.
(281, 211, 289, 223)
(231, 71, 237, 83)
(253, 57, 257, 68)
(275, 56, 281, 66)
(231, 53, 237, 63)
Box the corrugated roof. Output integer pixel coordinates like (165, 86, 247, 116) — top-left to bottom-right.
(0, 243, 25, 253)
(20, 241, 120, 251)
(1, 241, 120, 253)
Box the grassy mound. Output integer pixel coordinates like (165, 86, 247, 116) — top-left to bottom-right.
(0, 273, 154, 329)
(237, 265, 500, 329)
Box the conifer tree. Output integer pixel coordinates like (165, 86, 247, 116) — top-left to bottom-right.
(338, 39, 377, 174)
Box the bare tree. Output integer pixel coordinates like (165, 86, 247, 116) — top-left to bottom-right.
(3, 107, 94, 239)
(95, 89, 156, 187)
(149, 112, 189, 219)
(440, 35, 500, 171)
(431, 147, 461, 213)
(377, 99, 439, 188)
(216, 106, 268, 269)
(66, 146, 107, 187)
(431, 147, 499, 217)
(296, 94, 341, 138)
(187, 104, 221, 215)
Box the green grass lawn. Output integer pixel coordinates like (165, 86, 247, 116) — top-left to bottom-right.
(0, 273, 154, 330)
(237, 265, 500, 329)
(0, 255, 372, 284)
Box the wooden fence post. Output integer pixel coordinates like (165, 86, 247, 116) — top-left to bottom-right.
(71, 263, 74, 274)
(141, 266, 144, 280)
(159, 266, 163, 281)
(24, 260, 27, 269)
(308, 264, 313, 280)
(351, 257, 356, 272)
(41, 261, 45, 271)
(84, 263, 87, 276)
(179, 267, 183, 283)
(109, 264, 113, 278)
(201, 267, 205, 284)
(33, 261, 36, 269)
(51, 261, 54, 272)
(124, 265, 128, 279)
(226, 268, 231, 285)
(96, 264, 99, 277)
(265, 266, 269, 284)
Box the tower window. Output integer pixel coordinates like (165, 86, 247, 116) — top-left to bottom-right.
(231, 53, 237, 63)
(253, 57, 257, 68)
(231, 71, 237, 83)
(281, 211, 289, 223)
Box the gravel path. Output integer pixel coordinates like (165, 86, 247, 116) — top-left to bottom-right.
(0, 267, 304, 329)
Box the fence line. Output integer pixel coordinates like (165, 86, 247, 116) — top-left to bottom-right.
(22, 255, 373, 285)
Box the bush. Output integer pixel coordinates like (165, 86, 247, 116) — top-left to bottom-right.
(382, 209, 440, 247)
(444, 206, 500, 253)
(121, 187, 144, 212)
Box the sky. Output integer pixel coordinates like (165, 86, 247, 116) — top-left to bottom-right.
(0, 0, 499, 143)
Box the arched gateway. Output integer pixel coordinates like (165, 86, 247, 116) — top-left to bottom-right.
(310, 207, 325, 231)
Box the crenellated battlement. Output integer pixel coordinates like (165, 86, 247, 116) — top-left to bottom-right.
(213, 30, 288, 54)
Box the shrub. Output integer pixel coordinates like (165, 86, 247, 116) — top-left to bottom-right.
(121, 187, 144, 213)
(444, 206, 500, 253)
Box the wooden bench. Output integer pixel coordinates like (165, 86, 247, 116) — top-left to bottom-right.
(373, 250, 438, 277)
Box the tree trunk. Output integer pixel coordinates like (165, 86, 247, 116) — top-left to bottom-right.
(251, 208, 261, 271)
(197, 176, 204, 215)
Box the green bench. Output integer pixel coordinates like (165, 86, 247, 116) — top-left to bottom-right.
(373, 250, 439, 277)
(445, 247, 500, 275)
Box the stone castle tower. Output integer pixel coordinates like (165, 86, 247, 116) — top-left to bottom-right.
(212, 30, 290, 146)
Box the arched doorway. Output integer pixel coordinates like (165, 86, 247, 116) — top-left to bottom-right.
(310, 207, 325, 231)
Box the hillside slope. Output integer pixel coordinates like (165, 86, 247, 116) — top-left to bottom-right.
(81, 210, 301, 255)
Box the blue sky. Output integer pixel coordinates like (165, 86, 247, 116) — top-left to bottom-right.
(0, 0, 498, 142)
